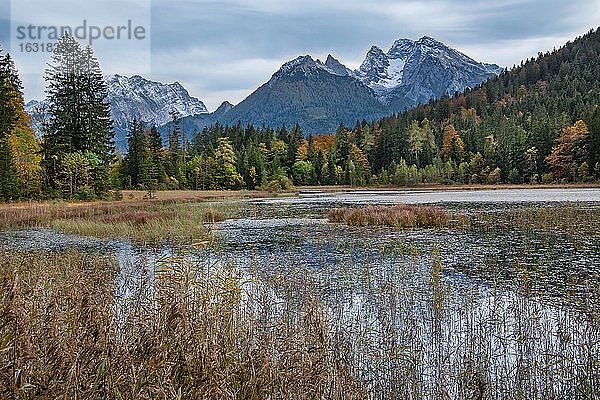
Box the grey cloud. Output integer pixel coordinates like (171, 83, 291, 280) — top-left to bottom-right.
(6, 0, 600, 110)
(0, 0, 10, 48)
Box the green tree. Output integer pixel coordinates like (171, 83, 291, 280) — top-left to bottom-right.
(0, 50, 23, 199)
(147, 125, 166, 189)
(58, 152, 92, 198)
(125, 119, 150, 188)
(166, 112, 186, 188)
(41, 34, 114, 197)
(292, 160, 314, 186)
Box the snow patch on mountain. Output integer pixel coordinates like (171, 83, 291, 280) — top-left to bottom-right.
(106, 74, 209, 129)
(353, 36, 503, 104)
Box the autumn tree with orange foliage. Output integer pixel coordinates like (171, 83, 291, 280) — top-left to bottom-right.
(441, 125, 465, 162)
(545, 120, 590, 181)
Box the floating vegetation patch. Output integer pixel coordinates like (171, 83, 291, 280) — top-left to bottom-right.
(328, 204, 452, 228)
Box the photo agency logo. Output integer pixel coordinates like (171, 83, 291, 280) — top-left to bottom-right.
(10, 0, 151, 75)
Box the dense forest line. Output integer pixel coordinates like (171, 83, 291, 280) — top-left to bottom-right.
(0, 29, 599, 200)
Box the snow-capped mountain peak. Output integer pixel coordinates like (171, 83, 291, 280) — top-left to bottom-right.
(357, 46, 390, 86)
(270, 54, 354, 87)
(275, 55, 317, 75)
(324, 54, 352, 76)
(354, 35, 503, 106)
(388, 38, 414, 58)
(105, 74, 208, 129)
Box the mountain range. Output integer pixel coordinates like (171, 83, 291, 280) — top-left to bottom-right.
(172, 36, 502, 138)
(26, 35, 503, 147)
(26, 74, 210, 150)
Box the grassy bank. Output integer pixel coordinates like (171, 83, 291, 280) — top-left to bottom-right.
(0, 199, 233, 244)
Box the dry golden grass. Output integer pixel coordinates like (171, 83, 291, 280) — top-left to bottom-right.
(0, 200, 232, 244)
(0, 244, 597, 399)
(328, 204, 450, 228)
(0, 249, 366, 399)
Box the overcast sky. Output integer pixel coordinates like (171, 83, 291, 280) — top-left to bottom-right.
(1, 0, 599, 110)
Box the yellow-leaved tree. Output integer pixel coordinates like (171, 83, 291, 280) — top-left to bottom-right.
(0, 49, 41, 199)
(441, 125, 464, 162)
(545, 120, 590, 181)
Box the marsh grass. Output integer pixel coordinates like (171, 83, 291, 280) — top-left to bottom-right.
(0, 245, 598, 399)
(0, 248, 366, 399)
(328, 204, 451, 228)
(0, 200, 234, 243)
(2, 199, 599, 399)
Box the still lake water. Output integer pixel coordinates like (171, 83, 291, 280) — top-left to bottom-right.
(1, 188, 599, 397)
(1, 188, 599, 305)
(215, 188, 600, 303)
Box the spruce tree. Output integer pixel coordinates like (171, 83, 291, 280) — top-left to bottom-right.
(81, 45, 114, 192)
(125, 119, 150, 188)
(42, 34, 114, 197)
(147, 125, 166, 188)
(167, 112, 185, 187)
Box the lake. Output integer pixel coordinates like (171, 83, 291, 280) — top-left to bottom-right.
(1, 188, 599, 398)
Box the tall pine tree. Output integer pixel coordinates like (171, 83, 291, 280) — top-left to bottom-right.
(125, 119, 149, 188)
(147, 125, 166, 188)
(166, 112, 186, 187)
(42, 34, 114, 197)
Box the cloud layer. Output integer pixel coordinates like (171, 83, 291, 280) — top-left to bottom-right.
(1, 0, 599, 109)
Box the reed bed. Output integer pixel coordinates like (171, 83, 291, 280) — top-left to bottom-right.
(328, 204, 450, 228)
(1, 244, 597, 399)
(0, 248, 366, 400)
(0, 200, 232, 243)
(254, 246, 600, 399)
(473, 204, 600, 237)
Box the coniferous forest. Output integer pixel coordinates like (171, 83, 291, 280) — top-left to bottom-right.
(1, 29, 600, 200)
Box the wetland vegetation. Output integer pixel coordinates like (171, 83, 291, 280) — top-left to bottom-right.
(0, 198, 233, 244)
(0, 188, 599, 399)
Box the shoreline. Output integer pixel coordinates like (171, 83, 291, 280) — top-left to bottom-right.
(296, 183, 600, 193)
(0, 183, 599, 208)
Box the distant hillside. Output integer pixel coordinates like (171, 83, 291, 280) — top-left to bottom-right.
(367, 27, 600, 181)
